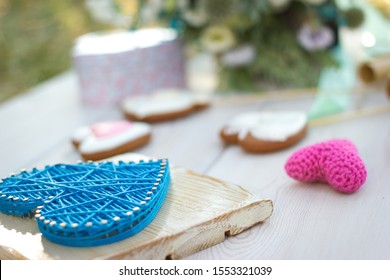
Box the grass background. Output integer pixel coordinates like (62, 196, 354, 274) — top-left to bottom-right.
(0, 0, 109, 103)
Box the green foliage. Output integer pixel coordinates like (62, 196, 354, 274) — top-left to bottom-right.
(0, 0, 108, 103)
(217, 4, 339, 91)
(343, 7, 365, 28)
(176, 1, 340, 92)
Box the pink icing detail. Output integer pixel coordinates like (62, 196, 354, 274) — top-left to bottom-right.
(91, 121, 132, 138)
(284, 139, 367, 193)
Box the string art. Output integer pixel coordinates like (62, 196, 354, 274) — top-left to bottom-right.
(0, 159, 170, 247)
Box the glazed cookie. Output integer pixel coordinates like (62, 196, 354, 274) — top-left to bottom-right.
(122, 89, 209, 122)
(220, 111, 308, 153)
(72, 120, 152, 161)
(72, 125, 93, 149)
(220, 112, 268, 144)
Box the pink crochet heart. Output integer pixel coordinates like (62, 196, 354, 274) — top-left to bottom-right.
(284, 139, 367, 193)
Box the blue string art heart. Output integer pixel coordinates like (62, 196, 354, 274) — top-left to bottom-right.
(0, 159, 170, 247)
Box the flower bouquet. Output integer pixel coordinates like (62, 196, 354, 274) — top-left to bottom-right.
(88, 0, 366, 92)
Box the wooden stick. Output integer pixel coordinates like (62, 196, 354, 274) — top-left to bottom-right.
(358, 55, 390, 83)
(211, 85, 379, 108)
(210, 86, 390, 127)
(309, 104, 390, 127)
(212, 88, 317, 107)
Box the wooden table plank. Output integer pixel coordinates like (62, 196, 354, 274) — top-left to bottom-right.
(1, 71, 389, 259)
(0, 72, 122, 177)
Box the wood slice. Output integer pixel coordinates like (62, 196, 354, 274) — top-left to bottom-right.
(0, 164, 273, 260)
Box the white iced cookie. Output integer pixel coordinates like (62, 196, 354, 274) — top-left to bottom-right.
(220, 111, 308, 153)
(71, 120, 152, 161)
(72, 126, 93, 148)
(220, 112, 267, 144)
(122, 89, 209, 122)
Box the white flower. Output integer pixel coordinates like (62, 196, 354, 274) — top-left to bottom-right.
(297, 23, 335, 51)
(268, 0, 291, 11)
(134, 0, 164, 25)
(201, 25, 235, 53)
(221, 45, 256, 67)
(85, 0, 129, 26)
(183, 9, 208, 27)
(177, 0, 192, 11)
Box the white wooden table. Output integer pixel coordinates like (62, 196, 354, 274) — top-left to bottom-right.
(0, 70, 389, 260)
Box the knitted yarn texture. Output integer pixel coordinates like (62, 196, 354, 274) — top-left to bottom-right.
(285, 139, 367, 193)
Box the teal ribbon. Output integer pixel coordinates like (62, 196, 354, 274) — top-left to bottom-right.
(308, 45, 355, 120)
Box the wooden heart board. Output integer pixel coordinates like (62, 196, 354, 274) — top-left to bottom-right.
(0, 164, 273, 260)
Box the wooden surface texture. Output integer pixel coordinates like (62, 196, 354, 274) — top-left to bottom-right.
(0, 162, 272, 260)
(0, 71, 390, 259)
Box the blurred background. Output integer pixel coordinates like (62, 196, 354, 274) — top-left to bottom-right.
(0, 0, 389, 103)
(0, 0, 110, 103)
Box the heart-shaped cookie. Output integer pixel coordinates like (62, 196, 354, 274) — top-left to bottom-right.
(122, 89, 209, 122)
(72, 120, 152, 161)
(284, 139, 367, 193)
(220, 111, 308, 153)
(0, 159, 170, 246)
